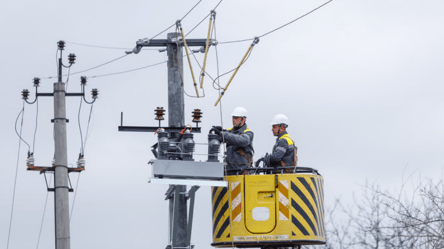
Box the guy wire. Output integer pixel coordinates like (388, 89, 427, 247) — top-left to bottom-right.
(7, 100, 27, 249)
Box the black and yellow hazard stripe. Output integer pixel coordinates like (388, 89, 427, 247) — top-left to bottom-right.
(290, 176, 325, 238)
(212, 186, 230, 239)
(311, 177, 325, 237)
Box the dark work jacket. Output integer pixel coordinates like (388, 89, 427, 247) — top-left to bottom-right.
(270, 131, 296, 167)
(221, 124, 254, 174)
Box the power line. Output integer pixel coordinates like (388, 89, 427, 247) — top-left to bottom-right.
(15, 104, 30, 152)
(259, 0, 333, 38)
(150, 0, 204, 40)
(65, 66, 72, 91)
(66, 41, 159, 50)
(185, 0, 223, 37)
(180, 0, 203, 21)
(70, 173, 81, 222)
(185, 13, 211, 37)
(40, 54, 129, 80)
(218, 38, 254, 45)
(218, 0, 333, 44)
(83, 104, 94, 152)
(78, 97, 84, 155)
(32, 98, 39, 153)
(86, 52, 195, 79)
(7, 101, 26, 249)
(36, 173, 53, 249)
(88, 60, 167, 78)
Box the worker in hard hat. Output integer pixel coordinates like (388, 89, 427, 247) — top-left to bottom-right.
(210, 107, 254, 175)
(256, 114, 297, 171)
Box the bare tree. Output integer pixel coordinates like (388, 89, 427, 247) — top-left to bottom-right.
(304, 178, 444, 249)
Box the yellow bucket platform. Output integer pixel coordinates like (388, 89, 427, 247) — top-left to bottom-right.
(211, 167, 325, 248)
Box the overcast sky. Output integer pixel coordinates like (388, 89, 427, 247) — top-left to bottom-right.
(1, 0, 444, 248)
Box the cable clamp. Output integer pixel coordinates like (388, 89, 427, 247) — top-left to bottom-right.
(176, 19, 182, 28)
(211, 10, 216, 19)
(252, 37, 260, 46)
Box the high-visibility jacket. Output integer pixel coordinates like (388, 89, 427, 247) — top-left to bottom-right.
(270, 131, 297, 167)
(220, 124, 254, 174)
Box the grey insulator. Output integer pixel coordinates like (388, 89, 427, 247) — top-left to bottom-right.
(182, 133, 195, 161)
(26, 153, 35, 167)
(157, 130, 169, 160)
(207, 133, 220, 162)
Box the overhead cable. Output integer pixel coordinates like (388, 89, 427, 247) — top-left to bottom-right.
(218, 0, 333, 44)
(185, 13, 211, 37)
(78, 97, 85, 155)
(83, 104, 94, 152)
(214, 38, 259, 106)
(180, 0, 203, 21)
(32, 99, 39, 153)
(40, 54, 129, 80)
(7, 101, 27, 249)
(88, 60, 167, 78)
(259, 0, 333, 38)
(15, 104, 31, 151)
(36, 173, 53, 249)
(65, 66, 72, 91)
(66, 41, 158, 50)
(185, 0, 223, 37)
(70, 173, 81, 222)
(150, 0, 203, 40)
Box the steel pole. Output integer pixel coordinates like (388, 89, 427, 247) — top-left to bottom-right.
(167, 32, 187, 248)
(53, 57, 71, 249)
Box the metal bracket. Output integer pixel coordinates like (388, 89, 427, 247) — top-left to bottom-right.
(51, 118, 69, 123)
(186, 186, 200, 246)
(44, 172, 74, 192)
(165, 185, 176, 200)
(27, 166, 85, 173)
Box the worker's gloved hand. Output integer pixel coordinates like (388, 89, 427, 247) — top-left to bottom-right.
(216, 134, 223, 143)
(264, 153, 271, 167)
(255, 157, 264, 168)
(212, 126, 222, 135)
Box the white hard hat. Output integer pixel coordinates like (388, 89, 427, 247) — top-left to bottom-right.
(270, 114, 289, 126)
(231, 107, 247, 117)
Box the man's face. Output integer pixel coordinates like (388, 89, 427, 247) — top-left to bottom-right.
(272, 124, 281, 136)
(232, 116, 243, 127)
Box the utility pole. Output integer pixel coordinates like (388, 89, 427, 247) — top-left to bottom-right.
(53, 45, 71, 249)
(166, 32, 187, 248)
(24, 41, 98, 249)
(119, 28, 218, 248)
